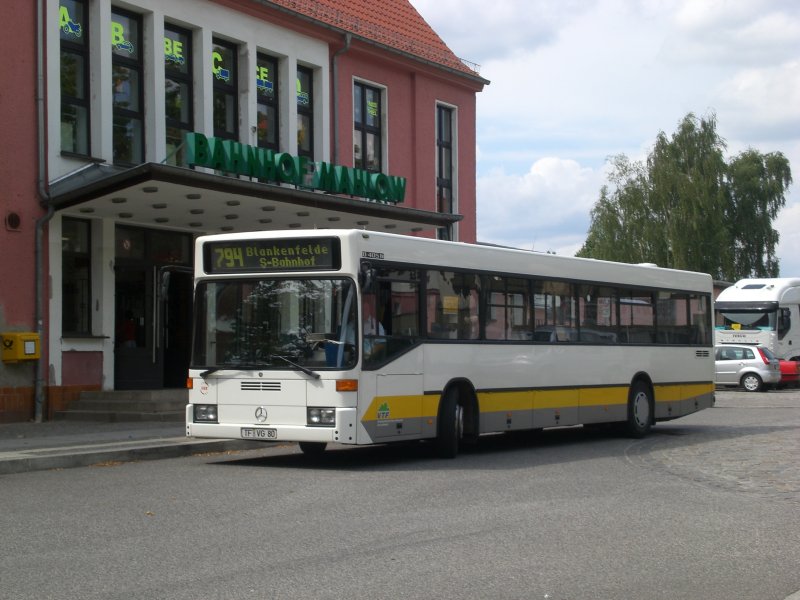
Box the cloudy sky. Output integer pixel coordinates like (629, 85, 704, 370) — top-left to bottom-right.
(409, 0, 800, 277)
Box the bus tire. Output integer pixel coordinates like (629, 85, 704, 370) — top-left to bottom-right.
(625, 380, 652, 438)
(741, 373, 762, 392)
(436, 388, 463, 458)
(299, 441, 327, 456)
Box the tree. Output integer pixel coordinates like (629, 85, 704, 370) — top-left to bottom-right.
(577, 113, 793, 280)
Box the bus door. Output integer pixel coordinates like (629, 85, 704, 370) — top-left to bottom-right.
(364, 269, 425, 440)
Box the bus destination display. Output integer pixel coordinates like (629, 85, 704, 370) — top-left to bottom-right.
(204, 238, 340, 273)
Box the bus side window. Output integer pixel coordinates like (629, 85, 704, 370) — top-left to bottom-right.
(363, 270, 420, 367)
(387, 281, 419, 338)
(427, 270, 456, 339)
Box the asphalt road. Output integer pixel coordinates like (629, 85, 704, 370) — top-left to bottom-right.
(1, 389, 798, 600)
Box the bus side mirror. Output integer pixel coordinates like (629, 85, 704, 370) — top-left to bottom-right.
(160, 271, 171, 300)
(359, 262, 375, 291)
(779, 307, 791, 336)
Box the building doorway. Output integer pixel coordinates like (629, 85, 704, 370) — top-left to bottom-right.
(114, 226, 193, 390)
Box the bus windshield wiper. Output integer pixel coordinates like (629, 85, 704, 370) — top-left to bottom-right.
(200, 359, 319, 380)
(199, 366, 224, 379)
(269, 354, 321, 379)
(199, 362, 268, 378)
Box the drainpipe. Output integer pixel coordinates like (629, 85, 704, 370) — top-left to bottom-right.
(34, 0, 54, 422)
(331, 33, 351, 165)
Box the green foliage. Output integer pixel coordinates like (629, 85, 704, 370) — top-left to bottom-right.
(577, 113, 793, 280)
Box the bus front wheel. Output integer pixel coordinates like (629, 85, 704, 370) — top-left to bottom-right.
(435, 389, 463, 458)
(625, 381, 652, 438)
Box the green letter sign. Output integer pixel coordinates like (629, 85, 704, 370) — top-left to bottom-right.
(184, 132, 405, 204)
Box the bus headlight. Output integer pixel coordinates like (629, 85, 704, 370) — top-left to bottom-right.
(194, 404, 218, 422)
(307, 408, 335, 426)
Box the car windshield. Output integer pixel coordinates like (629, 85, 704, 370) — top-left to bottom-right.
(192, 277, 357, 370)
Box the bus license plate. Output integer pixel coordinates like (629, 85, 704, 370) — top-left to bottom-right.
(241, 427, 277, 440)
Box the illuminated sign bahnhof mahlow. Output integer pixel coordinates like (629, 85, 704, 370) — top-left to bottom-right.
(185, 133, 407, 205)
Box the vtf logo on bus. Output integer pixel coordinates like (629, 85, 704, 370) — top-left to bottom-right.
(377, 402, 390, 420)
(59, 5, 82, 37)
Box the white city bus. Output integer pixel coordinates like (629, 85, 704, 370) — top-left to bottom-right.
(186, 230, 715, 457)
(714, 278, 800, 360)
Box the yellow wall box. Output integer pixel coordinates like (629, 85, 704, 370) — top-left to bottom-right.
(1, 332, 40, 362)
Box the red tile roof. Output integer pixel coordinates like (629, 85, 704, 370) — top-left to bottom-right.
(265, 0, 481, 78)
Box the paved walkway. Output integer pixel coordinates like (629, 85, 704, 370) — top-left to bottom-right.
(0, 419, 255, 475)
(628, 390, 800, 505)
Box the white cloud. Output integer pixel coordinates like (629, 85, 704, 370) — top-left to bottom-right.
(671, 0, 800, 66)
(410, 0, 592, 63)
(477, 158, 606, 253)
(774, 169, 800, 277)
(714, 60, 800, 142)
(412, 0, 800, 274)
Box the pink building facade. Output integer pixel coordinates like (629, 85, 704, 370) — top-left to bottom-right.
(0, 0, 486, 422)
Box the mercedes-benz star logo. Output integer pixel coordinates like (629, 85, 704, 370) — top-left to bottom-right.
(255, 406, 268, 422)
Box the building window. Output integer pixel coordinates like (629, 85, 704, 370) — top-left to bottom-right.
(212, 39, 238, 140)
(436, 105, 454, 240)
(111, 9, 144, 165)
(62, 218, 91, 335)
(256, 54, 279, 151)
(353, 81, 382, 172)
(60, 0, 89, 156)
(296, 66, 313, 159)
(164, 25, 193, 166)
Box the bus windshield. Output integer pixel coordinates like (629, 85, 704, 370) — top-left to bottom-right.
(716, 308, 776, 331)
(192, 278, 357, 370)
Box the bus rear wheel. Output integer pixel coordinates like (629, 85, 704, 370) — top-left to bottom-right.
(625, 381, 652, 438)
(435, 388, 463, 458)
(299, 441, 327, 456)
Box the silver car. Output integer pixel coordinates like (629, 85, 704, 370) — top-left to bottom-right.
(715, 344, 780, 392)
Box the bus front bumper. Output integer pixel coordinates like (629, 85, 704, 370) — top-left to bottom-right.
(185, 405, 357, 445)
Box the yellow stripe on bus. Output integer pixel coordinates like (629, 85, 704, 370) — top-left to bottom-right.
(361, 382, 713, 423)
(361, 394, 429, 421)
(478, 390, 533, 412)
(579, 386, 629, 407)
(654, 382, 714, 403)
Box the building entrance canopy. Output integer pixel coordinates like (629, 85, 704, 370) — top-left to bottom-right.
(48, 162, 460, 235)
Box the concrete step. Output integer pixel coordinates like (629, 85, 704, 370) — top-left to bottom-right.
(63, 399, 186, 413)
(54, 410, 185, 423)
(79, 390, 188, 403)
(54, 390, 188, 422)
